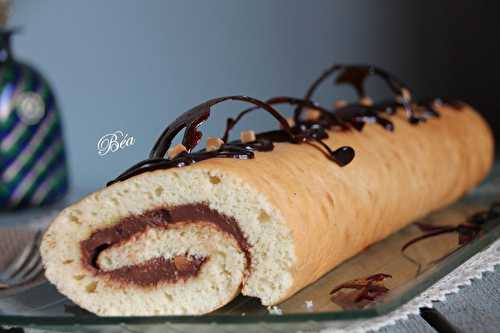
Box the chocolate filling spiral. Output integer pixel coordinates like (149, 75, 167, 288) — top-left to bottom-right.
(80, 203, 251, 286)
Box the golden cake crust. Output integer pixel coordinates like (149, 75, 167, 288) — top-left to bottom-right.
(182, 104, 493, 301)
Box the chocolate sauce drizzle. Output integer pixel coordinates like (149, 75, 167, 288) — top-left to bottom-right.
(402, 199, 500, 263)
(329, 273, 392, 309)
(108, 64, 464, 186)
(301, 64, 418, 123)
(223, 96, 355, 166)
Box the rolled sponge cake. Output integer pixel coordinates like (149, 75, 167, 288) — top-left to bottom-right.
(40, 104, 493, 315)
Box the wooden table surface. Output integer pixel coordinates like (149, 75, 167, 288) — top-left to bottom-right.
(381, 266, 499, 333)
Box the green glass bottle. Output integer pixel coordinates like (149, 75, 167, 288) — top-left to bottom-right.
(0, 29, 69, 209)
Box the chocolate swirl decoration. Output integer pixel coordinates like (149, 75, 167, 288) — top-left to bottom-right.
(108, 96, 300, 186)
(221, 96, 355, 166)
(402, 199, 500, 255)
(149, 96, 298, 158)
(219, 64, 464, 151)
(299, 63, 420, 124)
(329, 273, 392, 309)
(108, 64, 464, 186)
(299, 64, 464, 127)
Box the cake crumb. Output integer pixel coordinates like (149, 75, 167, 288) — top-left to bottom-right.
(359, 96, 373, 106)
(240, 130, 256, 143)
(167, 144, 187, 159)
(173, 255, 190, 271)
(206, 137, 224, 152)
(302, 108, 321, 122)
(334, 99, 348, 109)
(401, 87, 412, 101)
(267, 305, 282, 315)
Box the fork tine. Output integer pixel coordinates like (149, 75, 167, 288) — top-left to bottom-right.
(8, 230, 42, 277)
(11, 230, 42, 272)
(16, 252, 44, 285)
(0, 230, 42, 281)
(14, 248, 42, 282)
(5, 231, 44, 286)
(22, 262, 44, 283)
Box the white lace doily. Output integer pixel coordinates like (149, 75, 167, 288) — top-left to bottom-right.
(318, 238, 500, 333)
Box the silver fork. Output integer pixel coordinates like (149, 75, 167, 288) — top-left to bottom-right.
(0, 230, 44, 288)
